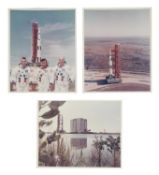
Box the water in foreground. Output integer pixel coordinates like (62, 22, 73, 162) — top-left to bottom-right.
(39, 133, 121, 167)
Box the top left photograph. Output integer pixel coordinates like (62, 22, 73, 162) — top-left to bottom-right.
(9, 9, 76, 92)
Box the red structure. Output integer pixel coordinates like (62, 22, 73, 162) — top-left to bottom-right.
(32, 22, 41, 64)
(112, 44, 120, 78)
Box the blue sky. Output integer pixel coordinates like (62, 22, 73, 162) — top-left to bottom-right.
(10, 10, 75, 66)
(85, 9, 151, 38)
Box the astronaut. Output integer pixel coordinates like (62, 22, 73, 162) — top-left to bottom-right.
(53, 57, 74, 92)
(28, 63, 39, 91)
(10, 57, 30, 92)
(36, 58, 54, 92)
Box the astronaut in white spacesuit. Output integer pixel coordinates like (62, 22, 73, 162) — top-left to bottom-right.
(28, 63, 39, 91)
(36, 58, 53, 92)
(53, 57, 74, 92)
(10, 57, 30, 92)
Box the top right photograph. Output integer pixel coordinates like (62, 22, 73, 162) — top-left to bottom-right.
(84, 9, 151, 92)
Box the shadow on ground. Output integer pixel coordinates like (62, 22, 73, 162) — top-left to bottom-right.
(85, 79, 107, 85)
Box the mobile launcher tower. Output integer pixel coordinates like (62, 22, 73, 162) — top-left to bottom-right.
(106, 44, 121, 83)
(31, 22, 41, 65)
(57, 113, 64, 133)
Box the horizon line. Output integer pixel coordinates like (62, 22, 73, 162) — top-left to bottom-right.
(85, 36, 150, 39)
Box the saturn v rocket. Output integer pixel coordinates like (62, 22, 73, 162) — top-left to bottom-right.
(106, 44, 121, 83)
(32, 22, 41, 64)
(109, 49, 113, 75)
(108, 44, 120, 79)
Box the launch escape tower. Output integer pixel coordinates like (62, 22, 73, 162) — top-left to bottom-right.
(106, 44, 121, 83)
(32, 22, 41, 65)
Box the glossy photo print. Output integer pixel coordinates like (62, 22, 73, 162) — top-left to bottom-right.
(38, 101, 121, 167)
(10, 10, 76, 92)
(84, 9, 151, 92)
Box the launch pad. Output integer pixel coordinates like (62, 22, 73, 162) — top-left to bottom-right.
(106, 75, 121, 84)
(84, 70, 150, 91)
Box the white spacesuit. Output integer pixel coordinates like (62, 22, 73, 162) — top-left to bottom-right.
(53, 58, 74, 92)
(36, 67, 53, 92)
(10, 65, 31, 92)
(29, 66, 39, 91)
(30, 58, 54, 92)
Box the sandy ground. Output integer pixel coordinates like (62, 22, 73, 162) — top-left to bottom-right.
(84, 70, 150, 92)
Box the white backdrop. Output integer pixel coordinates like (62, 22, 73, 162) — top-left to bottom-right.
(0, 0, 159, 175)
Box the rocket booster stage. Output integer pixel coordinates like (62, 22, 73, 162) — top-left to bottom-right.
(106, 44, 121, 84)
(109, 49, 113, 75)
(108, 44, 120, 78)
(32, 22, 41, 64)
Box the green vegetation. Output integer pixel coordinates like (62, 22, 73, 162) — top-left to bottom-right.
(38, 101, 120, 167)
(92, 135, 120, 167)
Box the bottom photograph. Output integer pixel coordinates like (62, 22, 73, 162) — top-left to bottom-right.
(38, 101, 121, 167)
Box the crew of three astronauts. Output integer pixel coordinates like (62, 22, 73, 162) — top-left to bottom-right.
(10, 56, 74, 92)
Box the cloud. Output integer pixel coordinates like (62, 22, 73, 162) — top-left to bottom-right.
(41, 34, 75, 66)
(41, 41, 76, 76)
(42, 40, 75, 66)
(43, 35, 75, 46)
(36, 22, 75, 61)
(40, 23, 74, 34)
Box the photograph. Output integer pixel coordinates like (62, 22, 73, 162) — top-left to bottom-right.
(1, 0, 159, 175)
(10, 9, 76, 92)
(84, 9, 151, 92)
(38, 101, 121, 167)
